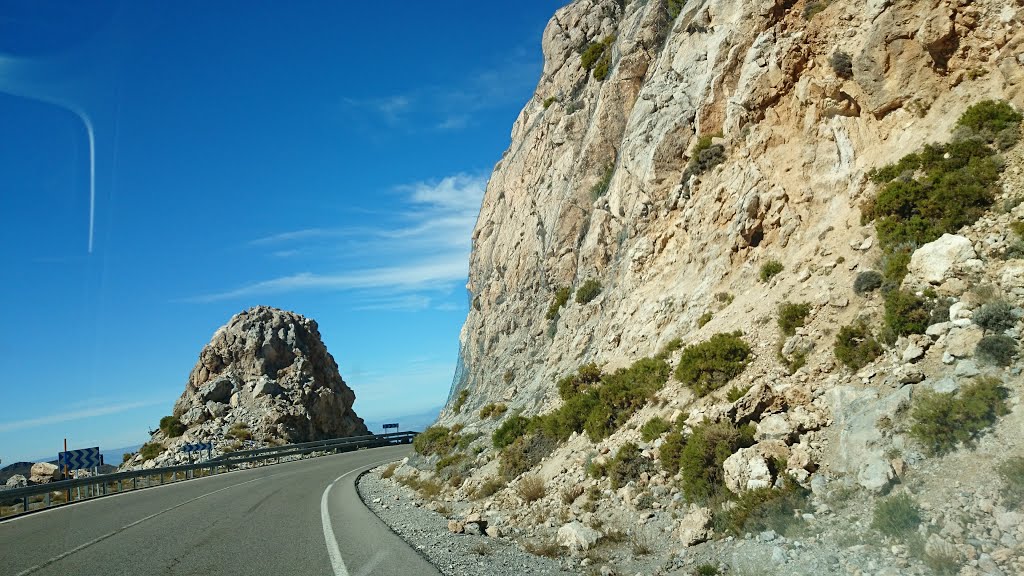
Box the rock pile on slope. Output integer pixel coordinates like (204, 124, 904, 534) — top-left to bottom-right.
(126, 306, 367, 467)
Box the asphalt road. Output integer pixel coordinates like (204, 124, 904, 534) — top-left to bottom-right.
(0, 444, 441, 576)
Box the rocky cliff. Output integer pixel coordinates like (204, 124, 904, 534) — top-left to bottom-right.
(127, 306, 367, 467)
(386, 1, 1024, 574)
(445, 0, 1024, 422)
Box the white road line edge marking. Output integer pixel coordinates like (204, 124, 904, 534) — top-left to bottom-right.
(321, 458, 396, 576)
(14, 472, 282, 576)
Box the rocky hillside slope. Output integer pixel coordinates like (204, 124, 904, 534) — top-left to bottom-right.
(383, 0, 1024, 575)
(124, 306, 367, 468)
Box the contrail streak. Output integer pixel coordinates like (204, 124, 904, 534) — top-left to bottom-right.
(0, 56, 97, 253)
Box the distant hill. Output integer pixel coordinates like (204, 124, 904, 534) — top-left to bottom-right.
(364, 405, 441, 434)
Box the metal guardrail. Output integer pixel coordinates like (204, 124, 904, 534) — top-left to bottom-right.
(0, 431, 417, 519)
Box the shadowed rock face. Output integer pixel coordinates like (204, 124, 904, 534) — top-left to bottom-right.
(171, 306, 368, 444)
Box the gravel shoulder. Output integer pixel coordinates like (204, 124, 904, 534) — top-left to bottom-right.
(357, 463, 578, 576)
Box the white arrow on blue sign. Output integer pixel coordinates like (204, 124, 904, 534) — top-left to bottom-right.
(181, 442, 213, 453)
(59, 447, 101, 471)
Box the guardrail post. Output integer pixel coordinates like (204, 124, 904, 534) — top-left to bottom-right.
(22, 496, 28, 512)
(44, 492, 50, 507)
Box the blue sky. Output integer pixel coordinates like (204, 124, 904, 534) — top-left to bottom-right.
(0, 1, 564, 462)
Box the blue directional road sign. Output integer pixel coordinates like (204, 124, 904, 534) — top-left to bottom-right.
(181, 442, 213, 453)
(382, 423, 399, 432)
(58, 447, 101, 471)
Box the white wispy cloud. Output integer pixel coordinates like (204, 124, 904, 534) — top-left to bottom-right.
(0, 399, 164, 433)
(188, 173, 487, 306)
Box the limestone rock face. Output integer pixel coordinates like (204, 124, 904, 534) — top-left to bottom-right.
(438, 0, 1024, 425)
(143, 306, 367, 464)
(29, 462, 59, 484)
(907, 234, 978, 285)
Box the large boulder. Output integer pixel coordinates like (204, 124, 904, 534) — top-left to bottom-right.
(677, 506, 713, 546)
(5, 474, 27, 488)
(907, 234, 977, 285)
(161, 306, 368, 448)
(29, 462, 59, 484)
(723, 446, 774, 494)
(556, 521, 601, 552)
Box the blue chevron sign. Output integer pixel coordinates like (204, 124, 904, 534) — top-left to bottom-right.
(58, 447, 101, 471)
(181, 442, 212, 453)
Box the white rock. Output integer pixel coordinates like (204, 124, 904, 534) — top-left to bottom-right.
(926, 322, 951, 337)
(907, 234, 977, 285)
(723, 446, 773, 494)
(556, 521, 601, 552)
(677, 507, 713, 545)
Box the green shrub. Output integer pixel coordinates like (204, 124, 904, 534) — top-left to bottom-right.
(640, 416, 670, 442)
(452, 389, 469, 414)
(834, 323, 883, 370)
(998, 457, 1024, 509)
(479, 403, 508, 419)
(956, 100, 1023, 141)
(607, 443, 654, 489)
(697, 311, 713, 327)
(854, 270, 884, 295)
(759, 260, 784, 282)
(714, 476, 810, 536)
(659, 430, 686, 474)
(655, 338, 683, 360)
(546, 287, 571, 320)
(682, 135, 726, 181)
(227, 422, 252, 441)
(726, 384, 752, 402)
(580, 36, 614, 80)
(542, 96, 557, 109)
(500, 433, 557, 479)
(1010, 221, 1024, 237)
(590, 163, 614, 200)
(582, 358, 670, 440)
(575, 279, 603, 304)
(121, 452, 135, 464)
(696, 565, 720, 576)
(677, 420, 755, 502)
(872, 493, 921, 537)
(976, 334, 1017, 366)
(667, 0, 686, 19)
(830, 51, 853, 79)
(884, 289, 931, 336)
(803, 0, 831, 19)
(139, 442, 163, 461)
(492, 415, 531, 449)
(556, 363, 602, 399)
(435, 453, 466, 473)
(778, 302, 811, 336)
(973, 300, 1016, 333)
(474, 476, 505, 499)
(910, 376, 1009, 455)
(414, 426, 458, 456)
(674, 332, 751, 396)
(159, 415, 186, 438)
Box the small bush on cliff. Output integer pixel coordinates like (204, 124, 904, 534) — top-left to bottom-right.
(139, 442, 163, 461)
(910, 376, 1008, 455)
(518, 475, 546, 502)
(872, 493, 922, 538)
(452, 389, 469, 414)
(608, 443, 655, 489)
(998, 457, 1024, 509)
(973, 300, 1016, 333)
(576, 279, 603, 304)
(546, 287, 571, 320)
(715, 476, 810, 537)
(580, 36, 615, 80)
(759, 260, 784, 282)
(830, 51, 853, 79)
(674, 332, 751, 396)
(834, 322, 883, 370)
(682, 135, 726, 182)
(492, 414, 531, 449)
(976, 334, 1018, 366)
(854, 270, 884, 295)
(884, 289, 931, 336)
(159, 415, 186, 438)
(226, 422, 252, 441)
(677, 420, 755, 502)
(479, 403, 507, 419)
(668, 0, 686, 19)
(591, 164, 614, 200)
(956, 100, 1023, 148)
(414, 426, 458, 456)
(640, 416, 670, 441)
(778, 302, 811, 336)
(660, 429, 686, 473)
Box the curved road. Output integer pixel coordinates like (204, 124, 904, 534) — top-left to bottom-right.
(0, 444, 440, 576)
